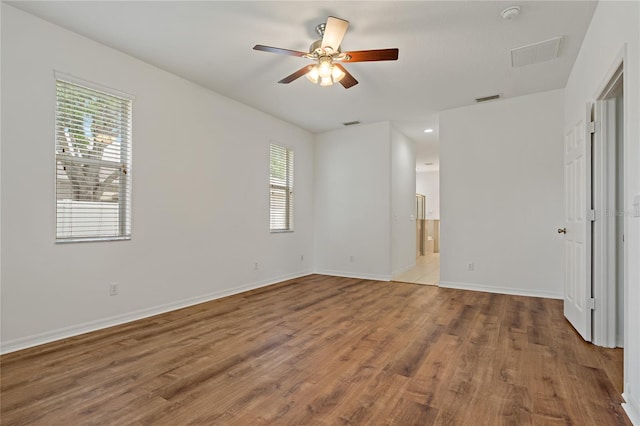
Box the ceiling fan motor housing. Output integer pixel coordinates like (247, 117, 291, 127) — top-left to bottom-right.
(309, 39, 341, 56)
(309, 39, 323, 54)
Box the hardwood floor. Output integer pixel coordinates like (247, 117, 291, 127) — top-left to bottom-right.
(0, 275, 629, 425)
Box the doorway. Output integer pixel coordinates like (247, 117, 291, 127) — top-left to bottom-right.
(564, 58, 626, 349)
(592, 63, 625, 348)
(393, 193, 440, 285)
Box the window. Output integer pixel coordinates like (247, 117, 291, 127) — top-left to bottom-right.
(269, 143, 294, 232)
(55, 75, 133, 242)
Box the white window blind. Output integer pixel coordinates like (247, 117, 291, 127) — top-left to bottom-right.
(55, 76, 133, 242)
(269, 143, 294, 232)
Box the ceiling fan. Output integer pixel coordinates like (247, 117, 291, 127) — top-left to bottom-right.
(253, 16, 399, 89)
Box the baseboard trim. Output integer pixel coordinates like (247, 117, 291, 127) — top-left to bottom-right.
(622, 393, 640, 426)
(313, 269, 391, 282)
(438, 281, 563, 300)
(0, 270, 313, 355)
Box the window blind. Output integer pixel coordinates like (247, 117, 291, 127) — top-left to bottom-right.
(269, 143, 294, 232)
(55, 77, 133, 242)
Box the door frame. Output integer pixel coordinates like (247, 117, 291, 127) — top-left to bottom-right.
(591, 47, 626, 348)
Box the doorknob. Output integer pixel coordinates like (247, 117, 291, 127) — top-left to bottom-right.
(557, 228, 567, 234)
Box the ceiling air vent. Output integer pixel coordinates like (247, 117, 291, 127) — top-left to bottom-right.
(511, 36, 562, 68)
(343, 120, 361, 126)
(475, 94, 501, 103)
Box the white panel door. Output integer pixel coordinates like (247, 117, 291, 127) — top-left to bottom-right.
(563, 106, 592, 341)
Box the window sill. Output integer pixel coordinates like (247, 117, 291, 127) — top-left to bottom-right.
(56, 236, 131, 244)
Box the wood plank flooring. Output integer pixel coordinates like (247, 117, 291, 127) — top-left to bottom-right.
(0, 274, 629, 425)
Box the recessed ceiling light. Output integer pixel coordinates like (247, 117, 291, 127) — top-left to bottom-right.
(424, 128, 434, 133)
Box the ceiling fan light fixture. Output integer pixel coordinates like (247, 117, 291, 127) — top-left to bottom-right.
(320, 75, 333, 86)
(306, 57, 344, 86)
(331, 65, 345, 82)
(318, 57, 333, 78)
(306, 65, 320, 84)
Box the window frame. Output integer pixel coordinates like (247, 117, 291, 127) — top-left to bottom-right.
(269, 143, 294, 233)
(54, 72, 134, 243)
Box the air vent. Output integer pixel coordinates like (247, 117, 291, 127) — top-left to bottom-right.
(511, 37, 562, 68)
(343, 120, 361, 126)
(424, 162, 434, 166)
(475, 94, 501, 103)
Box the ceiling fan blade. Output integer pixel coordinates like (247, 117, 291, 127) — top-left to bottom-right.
(278, 65, 315, 84)
(343, 49, 399, 62)
(333, 64, 358, 89)
(322, 16, 349, 51)
(253, 45, 307, 57)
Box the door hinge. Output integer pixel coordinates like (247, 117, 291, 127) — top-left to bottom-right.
(587, 298, 596, 310)
(589, 121, 596, 134)
(589, 209, 596, 221)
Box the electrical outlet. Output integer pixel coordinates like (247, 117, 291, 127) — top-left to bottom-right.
(109, 282, 119, 296)
(300, 255, 304, 261)
(350, 255, 355, 263)
(254, 262, 259, 270)
(467, 262, 474, 271)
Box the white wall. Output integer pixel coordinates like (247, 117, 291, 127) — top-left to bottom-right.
(416, 171, 440, 220)
(439, 89, 565, 299)
(564, 1, 640, 422)
(314, 122, 392, 280)
(0, 5, 314, 352)
(390, 127, 416, 276)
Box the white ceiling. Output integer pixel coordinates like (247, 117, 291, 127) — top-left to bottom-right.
(8, 1, 597, 171)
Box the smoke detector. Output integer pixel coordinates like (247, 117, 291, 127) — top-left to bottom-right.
(501, 6, 521, 20)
